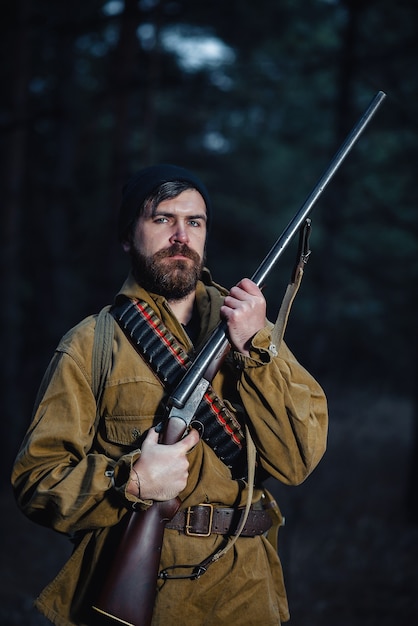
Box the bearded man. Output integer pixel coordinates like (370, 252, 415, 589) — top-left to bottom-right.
(12, 164, 328, 626)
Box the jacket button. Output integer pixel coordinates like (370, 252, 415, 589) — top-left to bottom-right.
(132, 427, 141, 440)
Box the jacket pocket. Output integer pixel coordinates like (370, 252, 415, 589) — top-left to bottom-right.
(103, 413, 161, 446)
(100, 373, 166, 448)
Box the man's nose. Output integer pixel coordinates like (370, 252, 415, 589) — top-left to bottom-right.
(169, 222, 189, 244)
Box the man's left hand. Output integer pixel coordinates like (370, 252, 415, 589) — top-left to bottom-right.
(220, 278, 266, 356)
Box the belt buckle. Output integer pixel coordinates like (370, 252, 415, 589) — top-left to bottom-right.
(185, 503, 214, 537)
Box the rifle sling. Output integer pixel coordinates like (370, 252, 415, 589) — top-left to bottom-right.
(111, 296, 248, 479)
(271, 218, 311, 348)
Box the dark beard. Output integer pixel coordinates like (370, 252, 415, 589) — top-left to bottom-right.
(130, 243, 205, 301)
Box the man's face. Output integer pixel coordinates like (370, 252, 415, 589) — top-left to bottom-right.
(124, 189, 207, 300)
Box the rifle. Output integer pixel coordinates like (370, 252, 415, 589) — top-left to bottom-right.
(92, 90, 386, 626)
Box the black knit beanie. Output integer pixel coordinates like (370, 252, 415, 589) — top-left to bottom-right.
(118, 164, 212, 241)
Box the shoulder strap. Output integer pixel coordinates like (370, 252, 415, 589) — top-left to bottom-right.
(92, 305, 114, 428)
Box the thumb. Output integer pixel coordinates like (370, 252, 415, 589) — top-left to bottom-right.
(181, 427, 201, 452)
(143, 426, 160, 446)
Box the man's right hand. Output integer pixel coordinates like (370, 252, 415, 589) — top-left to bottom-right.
(126, 426, 200, 501)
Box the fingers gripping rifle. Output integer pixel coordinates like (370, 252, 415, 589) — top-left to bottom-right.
(92, 91, 386, 626)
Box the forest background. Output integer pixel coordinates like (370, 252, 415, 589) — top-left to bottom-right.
(1, 1, 417, 625)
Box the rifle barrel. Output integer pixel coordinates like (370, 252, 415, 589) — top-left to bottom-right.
(251, 90, 386, 287)
(169, 90, 386, 410)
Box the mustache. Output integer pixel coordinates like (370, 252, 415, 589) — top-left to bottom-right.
(156, 243, 200, 262)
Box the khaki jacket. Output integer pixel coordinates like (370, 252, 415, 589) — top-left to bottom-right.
(12, 271, 328, 626)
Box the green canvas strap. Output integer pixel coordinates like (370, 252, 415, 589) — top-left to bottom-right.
(92, 305, 114, 430)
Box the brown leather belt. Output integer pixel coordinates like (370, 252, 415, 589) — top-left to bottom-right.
(166, 503, 272, 537)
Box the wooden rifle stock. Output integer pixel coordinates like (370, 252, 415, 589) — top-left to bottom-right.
(92, 91, 386, 626)
(92, 417, 188, 626)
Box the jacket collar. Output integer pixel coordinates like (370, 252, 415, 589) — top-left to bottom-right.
(116, 269, 228, 350)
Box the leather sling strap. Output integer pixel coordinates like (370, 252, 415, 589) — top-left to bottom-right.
(262, 219, 311, 552)
(271, 218, 311, 349)
(111, 296, 248, 479)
